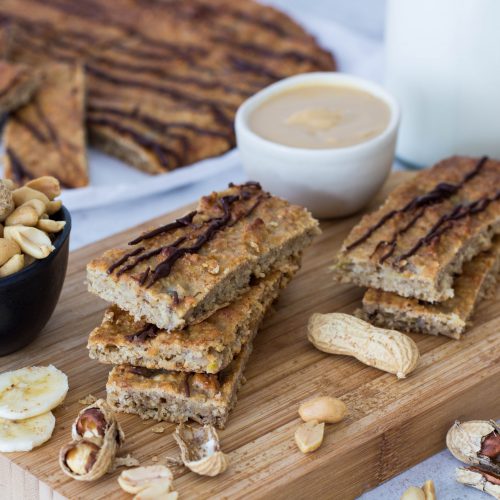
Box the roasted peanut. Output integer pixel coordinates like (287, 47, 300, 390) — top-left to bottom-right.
(118, 465, 173, 495)
(63, 440, 100, 476)
(26, 176, 61, 200)
(447, 420, 500, 472)
(5, 204, 39, 227)
(4, 226, 54, 259)
(401, 486, 425, 500)
(299, 396, 347, 424)
(308, 313, 420, 379)
(1, 179, 16, 190)
(401, 480, 436, 500)
(294, 420, 325, 453)
(46, 199, 62, 215)
(22, 199, 47, 217)
(0, 238, 21, 266)
(0, 182, 15, 222)
(37, 219, 65, 233)
(0, 254, 24, 277)
(11, 186, 50, 208)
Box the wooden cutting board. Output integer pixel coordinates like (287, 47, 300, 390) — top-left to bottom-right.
(1, 172, 499, 500)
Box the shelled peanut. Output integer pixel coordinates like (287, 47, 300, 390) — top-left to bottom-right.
(0, 176, 65, 278)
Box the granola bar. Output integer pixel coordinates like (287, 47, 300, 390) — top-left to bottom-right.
(0, 61, 40, 115)
(87, 182, 319, 331)
(332, 156, 500, 302)
(3, 62, 88, 187)
(360, 238, 500, 339)
(106, 341, 252, 429)
(88, 263, 298, 373)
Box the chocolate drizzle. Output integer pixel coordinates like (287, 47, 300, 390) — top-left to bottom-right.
(107, 246, 144, 274)
(345, 156, 489, 253)
(107, 183, 264, 287)
(146, 194, 239, 287)
(396, 190, 500, 264)
(5, 147, 34, 183)
(129, 211, 196, 245)
(125, 324, 159, 343)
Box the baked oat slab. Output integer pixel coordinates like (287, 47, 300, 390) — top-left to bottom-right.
(107, 341, 253, 429)
(360, 238, 500, 339)
(3, 62, 88, 188)
(88, 263, 298, 373)
(87, 182, 319, 331)
(0, 61, 40, 114)
(332, 156, 500, 302)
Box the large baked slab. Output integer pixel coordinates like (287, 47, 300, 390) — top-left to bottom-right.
(332, 156, 500, 302)
(3, 62, 88, 187)
(0, 0, 335, 174)
(360, 238, 500, 339)
(87, 182, 319, 331)
(1, 172, 500, 500)
(88, 264, 298, 373)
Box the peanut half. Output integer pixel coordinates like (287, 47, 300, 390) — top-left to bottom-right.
(299, 396, 347, 424)
(12, 186, 50, 208)
(294, 420, 325, 453)
(401, 480, 436, 500)
(26, 176, 61, 200)
(4, 226, 55, 259)
(308, 313, 420, 379)
(0, 254, 24, 277)
(0, 238, 21, 266)
(5, 204, 39, 227)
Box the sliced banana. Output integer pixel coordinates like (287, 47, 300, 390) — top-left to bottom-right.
(0, 411, 55, 452)
(0, 365, 68, 420)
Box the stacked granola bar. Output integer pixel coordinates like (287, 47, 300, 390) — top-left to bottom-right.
(332, 156, 500, 339)
(87, 182, 320, 427)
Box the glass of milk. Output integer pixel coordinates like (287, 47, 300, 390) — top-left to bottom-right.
(385, 0, 500, 168)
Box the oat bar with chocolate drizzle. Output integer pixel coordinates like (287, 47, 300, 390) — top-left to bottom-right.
(3, 62, 88, 187)
(106, 338, 253, 429)
(87, 182, 320, 330)
(88, 263, 298, 373)
(359, 237, 500, 339)
(332, 156, 500, 302)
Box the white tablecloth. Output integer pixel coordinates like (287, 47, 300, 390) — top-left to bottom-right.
(0, 0, 485, 497)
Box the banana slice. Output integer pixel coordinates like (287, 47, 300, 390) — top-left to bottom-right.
(0, 412, 55, 452)
(0, 365, 68, 420)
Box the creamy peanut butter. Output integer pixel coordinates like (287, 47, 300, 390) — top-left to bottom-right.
(249, 84, 391, 149)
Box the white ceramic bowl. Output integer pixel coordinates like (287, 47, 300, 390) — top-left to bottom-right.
(235, 72, 400, 218)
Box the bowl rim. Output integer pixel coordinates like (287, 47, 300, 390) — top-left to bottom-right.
(235, 71, 400, 157)
(0, 205, 72, 286)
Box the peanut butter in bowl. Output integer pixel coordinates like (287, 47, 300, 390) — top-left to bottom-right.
(235, 72, 400, 219)
(248, 84, 391, 150)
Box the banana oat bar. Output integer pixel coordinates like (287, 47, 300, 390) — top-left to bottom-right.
(3, 62, 89, 187)
(87, 182, 319, 331)
(360, 238, 500, 339)
(332, 156, 500, 302)
(0, 61, 40, 115)
(107, 341, 253, 429)
(88, 263, 298, 373)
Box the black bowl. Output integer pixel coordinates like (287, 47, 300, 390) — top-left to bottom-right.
(0, 206, 71, 355)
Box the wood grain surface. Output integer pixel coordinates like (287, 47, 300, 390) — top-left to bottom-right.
(0, 172, 499, 500)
